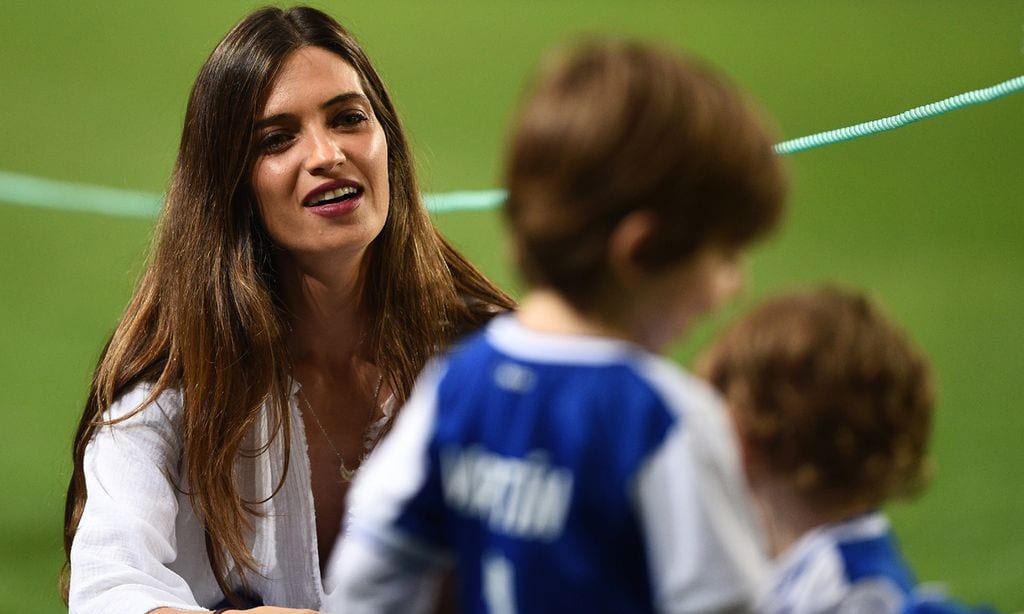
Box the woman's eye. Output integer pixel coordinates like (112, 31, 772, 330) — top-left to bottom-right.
(334, 110, 369, 128)
(258, 131, 293, 153)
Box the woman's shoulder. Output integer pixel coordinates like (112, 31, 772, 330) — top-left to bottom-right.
(86, 382, 188, 466)
(451, 297, 515, 339)
(103, 381, 185, 428)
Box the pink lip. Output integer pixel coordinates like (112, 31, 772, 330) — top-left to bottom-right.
(306, 193, 362, 218)
(301, 179, 364, 218)
(302, 179, 363, 206)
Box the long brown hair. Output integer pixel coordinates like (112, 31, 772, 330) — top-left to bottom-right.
(62, 6, 513, 601)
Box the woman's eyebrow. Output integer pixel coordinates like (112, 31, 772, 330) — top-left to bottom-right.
(321, 91, 370, 109)
(255, 92, 370, 129)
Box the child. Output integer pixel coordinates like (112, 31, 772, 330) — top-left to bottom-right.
(697, 287, 990, 614)
(325, 38, 787, 613)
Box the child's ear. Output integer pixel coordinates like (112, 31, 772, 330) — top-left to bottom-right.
(608, 209, 658, 281)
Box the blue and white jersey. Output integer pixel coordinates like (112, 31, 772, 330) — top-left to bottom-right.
(758, 512, 988, 614)
(325, 314, 767, 614)
(759, 513, 913, 613)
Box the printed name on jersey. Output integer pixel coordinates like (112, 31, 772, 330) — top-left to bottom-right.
(440, 444, 573, 541)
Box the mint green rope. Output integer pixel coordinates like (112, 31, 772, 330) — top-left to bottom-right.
(773, 74, 1024, 155)
(0, 170, 162, 218)
(2, 75, 1021, 218)
(423, 189, 507, 214)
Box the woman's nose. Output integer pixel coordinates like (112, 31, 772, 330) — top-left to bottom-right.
(305, 130, 345, 175)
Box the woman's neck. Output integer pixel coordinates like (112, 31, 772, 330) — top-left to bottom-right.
(276, 249, 372, 367)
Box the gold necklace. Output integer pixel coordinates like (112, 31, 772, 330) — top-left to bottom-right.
(302, 373, 384, 482)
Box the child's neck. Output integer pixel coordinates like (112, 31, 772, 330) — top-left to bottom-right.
(517, 289, 643, 347)
(752, 479, 875, 558)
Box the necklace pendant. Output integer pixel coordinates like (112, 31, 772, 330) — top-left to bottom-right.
(339, 461, 357, 482)
(300, 373, 385, 484)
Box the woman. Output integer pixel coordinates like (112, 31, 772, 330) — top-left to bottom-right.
(62, 6, 513, 613)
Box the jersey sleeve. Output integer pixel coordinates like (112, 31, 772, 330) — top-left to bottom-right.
(69, 385, 208, 614)
(633, 376, 769, 614)
(323, 360, 450, 614)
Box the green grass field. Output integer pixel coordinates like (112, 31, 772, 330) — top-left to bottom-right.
(2, 1, 1022, 611)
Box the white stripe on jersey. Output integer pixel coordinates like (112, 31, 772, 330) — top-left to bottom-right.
(760, 513, 905, 614)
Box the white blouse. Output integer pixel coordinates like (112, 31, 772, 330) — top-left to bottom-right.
(68, 381, 391, 613)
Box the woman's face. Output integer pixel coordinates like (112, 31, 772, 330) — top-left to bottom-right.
(252, 46, 389, 265)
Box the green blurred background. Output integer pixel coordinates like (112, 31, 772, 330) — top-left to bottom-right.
(1, 1, 1021, 611)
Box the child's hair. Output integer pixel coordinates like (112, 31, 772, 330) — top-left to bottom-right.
(698, 287, 934, 508)
(503, 39, 787, 311)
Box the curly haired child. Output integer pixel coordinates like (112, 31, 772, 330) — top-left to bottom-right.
(698, 287, 992, 614)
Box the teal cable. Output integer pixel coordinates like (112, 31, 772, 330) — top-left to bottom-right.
(773, 74, 1024, 155)
(0, 170, 161, 218)
(1, 75, 1022, 218)
(424, 189, 506, 214)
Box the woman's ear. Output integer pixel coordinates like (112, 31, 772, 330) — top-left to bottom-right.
(608, 209, 658, 282)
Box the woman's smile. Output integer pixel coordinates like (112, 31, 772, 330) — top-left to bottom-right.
(303, 179, 364, 217)
(252, 46, 390, 260)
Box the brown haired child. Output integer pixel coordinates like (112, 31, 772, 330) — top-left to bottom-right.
(327, 38, 787, 613)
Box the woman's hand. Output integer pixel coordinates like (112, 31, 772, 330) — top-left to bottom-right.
(150, 608, 322, 614)
(220, 609, 322, 614)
